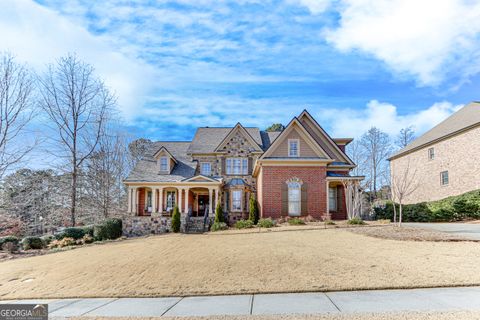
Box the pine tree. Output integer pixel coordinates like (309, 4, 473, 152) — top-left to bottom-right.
(214, 203, 224, 223)
(249, 195, 259, 224)
(171, 205, 181, 232)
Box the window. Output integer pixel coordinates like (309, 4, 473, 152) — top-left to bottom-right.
(232, 190, 242, 211)
(441, 171, 449, 185)
(226, 158, 248, 175)
(288, 181, 301, 216)
(288, 139, 299, 157)
(329, 187, 337, 211)
(166, 191, 176, 210)
(160, 157, 168, 171)
(428, 148, 435, 160)
(200, 162, 211, 176)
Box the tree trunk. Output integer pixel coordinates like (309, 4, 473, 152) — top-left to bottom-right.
(71, 164, 77, 227)
(399, 202, 403, 227)
(393, 201, 397, 224)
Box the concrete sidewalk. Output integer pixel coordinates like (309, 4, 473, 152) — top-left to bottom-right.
(404, 222, 480, 240)
(2, 287, 480, 317)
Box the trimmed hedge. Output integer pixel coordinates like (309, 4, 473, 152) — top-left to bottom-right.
(257, 218, 275, 228)
(82, 225, 95, 237)
(0, 236, 19, 249)
(235, 219, 254, 229)
(93, 218, 123, 241)
(56, 227, 85, 240)
(211, 222, 228, 232)
(375, 189, 480, 222)
(288, 217, 305, 225)
(22, 236, 44, 250)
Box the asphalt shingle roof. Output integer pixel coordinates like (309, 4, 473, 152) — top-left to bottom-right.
(390, 102, 480, 159)
(187, 127, 264, 154)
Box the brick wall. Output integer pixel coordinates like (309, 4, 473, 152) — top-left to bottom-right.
(259, 166, 327, 220)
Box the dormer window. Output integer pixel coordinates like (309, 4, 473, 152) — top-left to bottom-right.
(288, 139, 299, 157)
(160, 157, 169, 172)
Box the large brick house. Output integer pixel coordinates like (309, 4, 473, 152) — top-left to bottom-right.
(124, 110, 362, 233)
(389, 102, 480, 204)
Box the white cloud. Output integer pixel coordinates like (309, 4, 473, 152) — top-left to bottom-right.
(323, 0, 480, 86)
(295, 0, 333, 14)
(317, 100, 463, 139)
(0, 0, 157, 119)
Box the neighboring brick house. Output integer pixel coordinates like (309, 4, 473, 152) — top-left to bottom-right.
(389, 102, 480, 204)
(123, 110, 362, 233)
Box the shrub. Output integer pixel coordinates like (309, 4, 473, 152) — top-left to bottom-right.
(235, 219, 254, 229)
(56, 227, 85, 240)
(257, 218, 275, 228)
(288, 217, 305, 225)
(2, 242, 18, 253)
(248, 196, 259, 224)
(171, 206, 181, 233)
(211, 222, 228, 232)
(0, 236, 19, 249)
(214, 203, 224, 223)
(22, 236, 44, 250)
(347, 217, 366, 225)
(94, 218, 123, 240)
(324, 220, 335, 225)
(82, 234, 94, 244)
(82, 225, 95, 237)
(40, 235, 54, 246)
(48, 237, 76, 249)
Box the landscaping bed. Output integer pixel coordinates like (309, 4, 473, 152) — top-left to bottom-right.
(2, 228, 480, 299)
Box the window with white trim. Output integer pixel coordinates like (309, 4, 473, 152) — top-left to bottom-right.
(288, 181, 301, 216)
(200, 162, 211, 176)
(160, 157, 168, 171)
(226, 158, 248, 175)
(166, 191, 176, 210)
(440, 171, 449, 186)
(232, 190, 242, 211)
(329, 187, 337, 211)
(428, 148, 435, 160)
(288, 139, 299, 157)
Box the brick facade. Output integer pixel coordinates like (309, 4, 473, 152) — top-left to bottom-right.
(259, 166, 328, 220)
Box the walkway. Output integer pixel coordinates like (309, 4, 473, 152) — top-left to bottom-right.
(404, 222, 480, 240)
(2, 286, 480, 317)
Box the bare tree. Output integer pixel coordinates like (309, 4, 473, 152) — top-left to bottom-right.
(38, 54, 115, 226)
(360, 127, 392, 198)
(0, 53, 36, 178)
(396, 126, 415, 149)
(128, 138, 152, 170)
(342, 179, 362, 219)
(391, 159, 418, 226)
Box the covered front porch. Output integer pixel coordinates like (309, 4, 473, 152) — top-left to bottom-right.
(326, 173, 364, 220)
(126, 177, 223, 217)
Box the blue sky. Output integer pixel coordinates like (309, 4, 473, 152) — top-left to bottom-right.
(2, 0, 480, 142)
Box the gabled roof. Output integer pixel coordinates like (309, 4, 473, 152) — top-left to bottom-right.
(389, 102, 480, 160)
(182, 175, 222, 183)
(214, 123, 263, 153)
(298, 110, 355, 166)
(153, 146, 178, 163)
(260, 117, 332, 159)
(187, 127, 264, 154)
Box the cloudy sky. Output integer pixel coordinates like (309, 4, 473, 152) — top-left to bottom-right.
(2, 0, 479, 141)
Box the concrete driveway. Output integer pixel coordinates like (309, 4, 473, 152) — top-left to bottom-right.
(404, 222, 480, 240)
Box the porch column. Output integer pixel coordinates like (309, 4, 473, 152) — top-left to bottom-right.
(214, 187, 219, 211)
(132, 187, 138, 215)
(185, 187, 190, 215)
(152, 187, 157, 214)
(208, 188, 213, 215)
(178, 188, 184, 213)
(158, 187, 164, 215)
(127, 187, 132, 213)
(326, 181, 330, 219)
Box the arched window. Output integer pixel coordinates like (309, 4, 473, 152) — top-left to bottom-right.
(288, 181, 302, 216)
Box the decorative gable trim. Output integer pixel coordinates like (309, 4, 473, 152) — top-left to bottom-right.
(260, 117, 331, 160)
(182, 175, 221, 183)
(214, 123, 263, 153)
(153, 146, 178, 163)
(298, 110, 355, 166)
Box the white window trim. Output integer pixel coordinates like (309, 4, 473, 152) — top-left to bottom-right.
(200, 162, 211, 176)
(231, 189, 243, 212)
(287, 179, 302, 216)
(288, 139, 300, 157)
(428, 147, 435, 160)
(226, 157, 248, 175)
(329, 187, 338, 212)
(440, 171, 449, 186)
(160, 156, 170, 172)
(166, 190, 177, 211)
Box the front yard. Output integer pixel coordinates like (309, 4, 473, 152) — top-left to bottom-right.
(1, 227, 480, 299)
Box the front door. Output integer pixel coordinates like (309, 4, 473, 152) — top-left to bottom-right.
(197, 195, 209, 216)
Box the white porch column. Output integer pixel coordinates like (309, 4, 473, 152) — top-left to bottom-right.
(127, 187, 132, 213)
(208, 188, 213, 215)
(158, 187, 164, 215)
(178, 188, 184, 213)
(185, 187, 190, 215)
(326, 181, 330, 219)
(152, 187, 157, 213)
(133, 187, 138, 215)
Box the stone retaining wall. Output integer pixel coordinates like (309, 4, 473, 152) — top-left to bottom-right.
(123, 216, 172, 236)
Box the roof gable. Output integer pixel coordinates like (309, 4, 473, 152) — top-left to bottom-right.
(261, 118, 331, 159)
(214, 123, 263, 153)
(153, 146, 178, 163)
(182, 175, 220, 183)
(298, 110, 354, 165)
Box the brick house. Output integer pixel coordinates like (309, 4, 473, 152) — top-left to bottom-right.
(123, 110, 362, 234)
(389, 102, 480, 204)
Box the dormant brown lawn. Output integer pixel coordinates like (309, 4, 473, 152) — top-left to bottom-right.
(1, 228, 480, 299)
